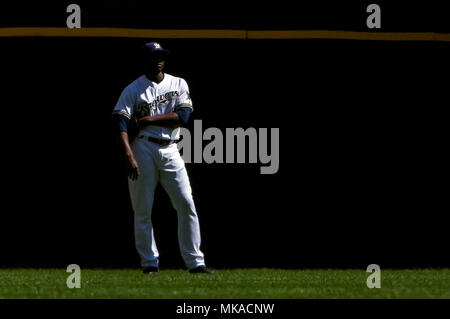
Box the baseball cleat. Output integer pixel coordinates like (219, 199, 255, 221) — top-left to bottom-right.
(142, 266, 159, 274)
(189, 265, 214, 274)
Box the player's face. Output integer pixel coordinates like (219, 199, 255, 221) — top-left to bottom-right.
(145, 52, 166, 73)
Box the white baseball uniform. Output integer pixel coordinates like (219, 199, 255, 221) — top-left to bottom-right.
(112, 73, 205, 270)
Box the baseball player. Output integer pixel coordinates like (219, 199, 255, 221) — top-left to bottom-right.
(112, 42, 212, 274)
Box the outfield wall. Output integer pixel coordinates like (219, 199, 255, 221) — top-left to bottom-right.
(0, 2, 447, 268)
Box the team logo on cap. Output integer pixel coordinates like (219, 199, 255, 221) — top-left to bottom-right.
(154, 43, 161, 48)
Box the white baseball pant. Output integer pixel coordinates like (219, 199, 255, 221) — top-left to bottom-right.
(128, 137, 205, 270)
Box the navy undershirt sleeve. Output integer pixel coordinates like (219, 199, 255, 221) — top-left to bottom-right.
(112, 114, 130, 132)
(174, 107, 192, 126)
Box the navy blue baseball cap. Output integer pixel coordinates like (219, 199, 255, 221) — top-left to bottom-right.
(143, 42, 170, 55)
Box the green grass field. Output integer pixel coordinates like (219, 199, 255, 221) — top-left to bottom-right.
(0, 268, 448, 299)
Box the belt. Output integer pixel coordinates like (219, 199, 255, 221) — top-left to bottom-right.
(139, 135, 178, 146)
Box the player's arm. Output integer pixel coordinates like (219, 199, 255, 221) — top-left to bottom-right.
(112, 114, 140, 181)
(138, 107, 191, 128)
(112, 87, 140, 180)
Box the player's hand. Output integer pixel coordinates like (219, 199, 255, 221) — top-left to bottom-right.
(127, 155, 140, 181)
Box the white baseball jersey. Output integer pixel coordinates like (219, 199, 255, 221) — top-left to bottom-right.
(112, 73, 193, 140)
(114, 74, 205, 270)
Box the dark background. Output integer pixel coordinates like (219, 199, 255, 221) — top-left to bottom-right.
(0, 1, 448, 269)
